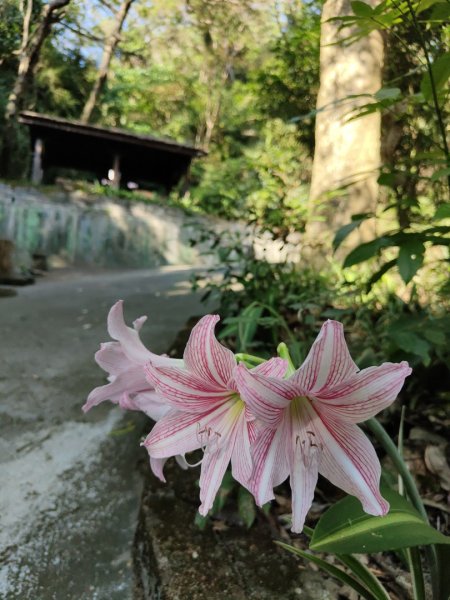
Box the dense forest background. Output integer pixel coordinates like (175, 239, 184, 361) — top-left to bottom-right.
(0, 0, 449, 391)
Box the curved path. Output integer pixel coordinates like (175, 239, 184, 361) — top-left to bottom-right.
(0, 267, 205, 599)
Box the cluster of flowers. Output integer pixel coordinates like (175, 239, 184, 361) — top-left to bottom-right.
(83, 300, 411, 533)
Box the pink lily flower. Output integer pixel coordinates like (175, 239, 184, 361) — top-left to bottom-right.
(234, 320, 412, 533)
(83, 300, 180, 420)
(143, 314, 287, 516)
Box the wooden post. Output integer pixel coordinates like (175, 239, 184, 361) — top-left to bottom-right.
(109, 153, 121, 188)
(31, 138, 44, 184)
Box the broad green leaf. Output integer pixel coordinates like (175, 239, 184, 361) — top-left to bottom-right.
(276, 542, 378, 600)
(434, 203, 450, 220)
(333, 213, 372, 251)
(343, 237, 390, 268)
(394, 331, 431, 363)
(421, 53, 450, 102)
(237, 487, 257, 529)
(397, 242, 424, 284)
(374, 87, 401, 101)
(351, 0, 374, 16)
(310, 488, 450, 554)
(416, 0, 443, 12)
(429, 2, 450, 21)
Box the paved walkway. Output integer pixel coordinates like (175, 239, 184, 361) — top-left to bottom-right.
(0, 267, 205, 599)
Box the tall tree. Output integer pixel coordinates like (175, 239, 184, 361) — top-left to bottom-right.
(306, 0, 384, 255)
(1, 0, 71, 176)
(80, 0, 135, 123)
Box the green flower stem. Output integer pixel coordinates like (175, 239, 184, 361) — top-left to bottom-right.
(235, 353, 266, 365)
(366, 418, 438, 598)
(277, 342, 296, 376)
(406, 547, 426, 600)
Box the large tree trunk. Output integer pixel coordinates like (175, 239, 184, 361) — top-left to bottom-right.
(1, 0, 71, 177)
(306, 0, 384, 257)
(80, 0, 135, 123)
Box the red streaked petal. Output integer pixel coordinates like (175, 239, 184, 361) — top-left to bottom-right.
(234, 363, 295, 427)
(184, 315, 236, 388)
(289, 404, 321, 533)
(199, 441, 235, 516)
(292, 320, 358, 394)
(143, 402, 231, 458)
(311, 406, 389, 516)
(82, 365, 149, 412)
(315, 361, 411, 423)
(231, 415, 253, 488)
(251, 357, 288, 378)
(250, 416, 291, 506)
(145, 363, 229, 413)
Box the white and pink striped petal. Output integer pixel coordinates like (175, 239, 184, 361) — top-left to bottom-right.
(291, 320, 358, 394)
(313, 361, 412, 423)
(184, 315, 236, 388)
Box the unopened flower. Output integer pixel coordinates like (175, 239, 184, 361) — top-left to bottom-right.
(143, 314, 287, 516)
(235, 320, 411, 533)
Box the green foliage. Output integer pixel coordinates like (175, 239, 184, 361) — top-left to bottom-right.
(310, 487, 450, 554)
(331, 0, 450, 291)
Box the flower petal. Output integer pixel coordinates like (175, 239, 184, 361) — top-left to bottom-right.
(120, 390, 170, 421)
(311, 405, 389, 516)
(184, 315, 236, 388)
(82, 365, 149, 412)
(234, 363, 296, 427)
(250, 416, 291, 506)
(289, 404, 321, 533)
(143, 402, 231, 459)
(231, 414, 253, 488)
(107, 300, 175, 367)
(292, 320, 358, 394)
(95, 342, 133, 376)
(314, 361, 411, 423)
(145, 363, 229, 413)
(149, 456, 167, 482)
(198, 444, 235, 516)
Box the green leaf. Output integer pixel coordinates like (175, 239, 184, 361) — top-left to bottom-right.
(366, 259, 397, 290)
(343, 237, 390, 268)
(276, 542, 378, 600)
(310, 488, 450, 554)
(429, 2, 450, 21)
(394, 331, 431, 363)
(421, 53, 450, 102)
(351, 0, 374, 16)
(416, 0, 442, 13)
(238, 487, 257, 529)
(333, 214, 372, 251)
(336, 554, 390, 600)
(397, 242, 424, 284)
(431, 168, 450, 182)
(434, 203, 450, 220)
(374, 87, 401, 101)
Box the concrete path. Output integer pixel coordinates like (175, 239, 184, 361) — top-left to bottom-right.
(0, 267, 205, 599)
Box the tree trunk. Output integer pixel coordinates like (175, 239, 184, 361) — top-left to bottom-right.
(306, 0, 384, 257)
(80, 0, 135, 123)
(1, 0, 71, 177)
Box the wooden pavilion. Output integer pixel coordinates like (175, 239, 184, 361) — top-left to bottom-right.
(19, 111, 205, 191)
